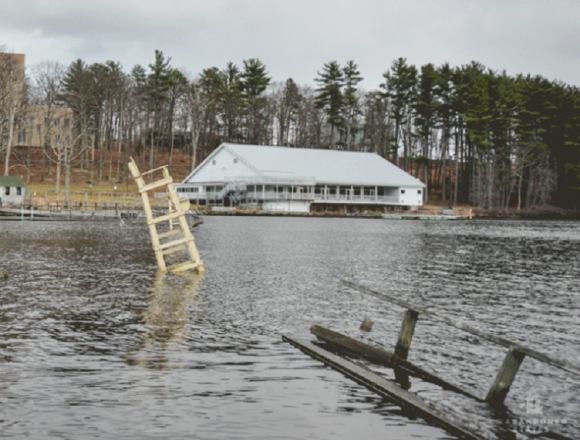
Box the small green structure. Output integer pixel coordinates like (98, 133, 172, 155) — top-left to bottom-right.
(0, 176, 26, 206)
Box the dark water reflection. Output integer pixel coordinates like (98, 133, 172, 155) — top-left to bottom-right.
(0, 218, 578, 439)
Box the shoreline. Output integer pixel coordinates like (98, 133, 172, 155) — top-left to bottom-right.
(200, 209, 580, 221)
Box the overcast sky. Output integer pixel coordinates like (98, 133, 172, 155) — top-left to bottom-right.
(1, 0, 579, 90)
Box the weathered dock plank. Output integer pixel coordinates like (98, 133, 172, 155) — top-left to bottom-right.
(282, 334, 486, 440)
(310, 325, 483, 401)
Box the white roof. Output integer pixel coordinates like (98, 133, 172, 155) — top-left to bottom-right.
(185, 143, 425, 188)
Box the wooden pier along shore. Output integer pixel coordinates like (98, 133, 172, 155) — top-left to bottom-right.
(0, 202, 203, 227)
(0, 202, 141, 221)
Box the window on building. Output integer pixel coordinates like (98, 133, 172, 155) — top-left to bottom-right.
(18, 129, 26, 143)
(37, 124, 41, 134)
(17, 187, 22, 196)
(30, 117, 34, 124)
(64, 119, 70, 128)
(6, 187, 10, 196)
(54, 118, 60, 127)
(55, 134, 61, 143)
(417, 189, 422, 194)
(401, 189, 406, 194)
(44, 118, 50, 126)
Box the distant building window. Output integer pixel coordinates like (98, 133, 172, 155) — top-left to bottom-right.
(54, 118, 60, 127)
(401, 189, 405, 194)
(233, 158, 238, 164)
(44, 118, 50, 126)
(178, 187, 199, 193)
(5, 187, 10, 196)
(30, 117, 34, 124)
(17, 187, 22, 196)
(18, 129, 26, 143)
(212, 160, 216, 165)
(64, 119, 70, 128)
(37, 124, 41, 134)
(417, 189, 422, 194)
(55, 134, 60, 143)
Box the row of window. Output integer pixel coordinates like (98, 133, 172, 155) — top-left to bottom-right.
(18, 128, 65, 143)
(3, 187, 22, 196)
(21, 118, 71, 127)
(177, 187, 200, 193)
(176, 185, 422, 197)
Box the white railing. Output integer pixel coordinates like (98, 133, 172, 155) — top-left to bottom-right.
(243, 190, 399, 203)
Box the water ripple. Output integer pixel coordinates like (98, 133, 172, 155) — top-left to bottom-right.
(0, 218, 578, 439)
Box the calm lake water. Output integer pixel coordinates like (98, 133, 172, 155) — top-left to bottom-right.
(0, 217, 579, 439)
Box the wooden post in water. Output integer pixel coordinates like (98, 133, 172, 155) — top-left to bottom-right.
(395, 310, 419, 360)
(485, 348, 526, 406)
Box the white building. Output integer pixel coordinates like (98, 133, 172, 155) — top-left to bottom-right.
(176, 143, 426, 213)
(0, 176, 26, 206)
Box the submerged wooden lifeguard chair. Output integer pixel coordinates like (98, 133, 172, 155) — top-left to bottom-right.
(128, 158, 205, 274)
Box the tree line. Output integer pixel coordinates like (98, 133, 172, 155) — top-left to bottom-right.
(1, 48, 580, 210)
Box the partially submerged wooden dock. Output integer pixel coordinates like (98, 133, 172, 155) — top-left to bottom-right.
(282, 334, 487, 440)
(283, 280, 580, 440)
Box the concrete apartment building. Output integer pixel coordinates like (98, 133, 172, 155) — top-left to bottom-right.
(0, 52, 73, 153)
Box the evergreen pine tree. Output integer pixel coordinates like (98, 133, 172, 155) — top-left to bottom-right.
(315, 61, 344, 148)
(381, 58, 417, 164)
(240, 58, 270, 144)
(342, 60, 363, 150)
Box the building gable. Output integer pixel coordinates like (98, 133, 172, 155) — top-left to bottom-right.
(184, 145, 263, 184)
